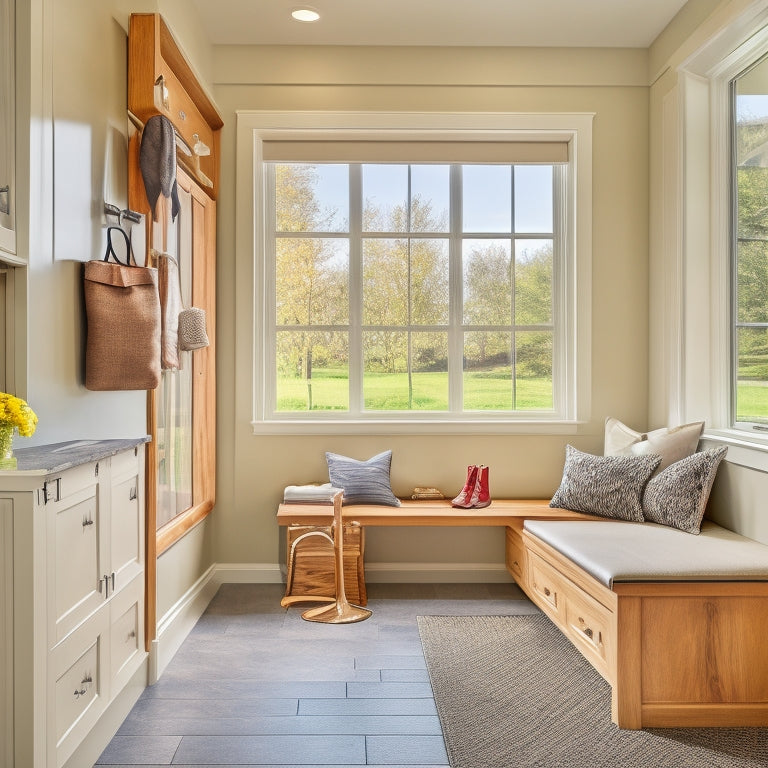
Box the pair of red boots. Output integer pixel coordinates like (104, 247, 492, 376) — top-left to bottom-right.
(452, 464, 491, 509)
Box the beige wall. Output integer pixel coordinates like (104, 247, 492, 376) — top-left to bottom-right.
(210, 46, 651, 573)
(17, 0, 216, 617)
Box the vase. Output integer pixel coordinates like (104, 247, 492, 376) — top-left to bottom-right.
(0, 423, 17, 469)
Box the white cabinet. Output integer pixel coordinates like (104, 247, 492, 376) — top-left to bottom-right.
(0, 439, 147, 768)
(0, 0, 15, 256)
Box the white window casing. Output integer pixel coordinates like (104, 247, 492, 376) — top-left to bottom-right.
(235, 111, 593, 435)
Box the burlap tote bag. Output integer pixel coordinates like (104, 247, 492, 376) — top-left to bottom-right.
(84, 227, 161, 390)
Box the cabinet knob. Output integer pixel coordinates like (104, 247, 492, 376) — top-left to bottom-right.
(543, 587, 551, 597)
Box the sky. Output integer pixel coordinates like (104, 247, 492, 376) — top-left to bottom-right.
(295, 163, 555, 236)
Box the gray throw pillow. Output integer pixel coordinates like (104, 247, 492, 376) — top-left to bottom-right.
(550, 445, 661, 521)
(326, 450, 401, 506)
(642, 446, 728, 534)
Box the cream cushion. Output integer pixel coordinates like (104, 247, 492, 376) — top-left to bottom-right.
(524, 519, 768, 588)
(604, 417, 704, 473)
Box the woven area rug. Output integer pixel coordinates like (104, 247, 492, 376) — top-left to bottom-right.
(418, 614, 768, 768)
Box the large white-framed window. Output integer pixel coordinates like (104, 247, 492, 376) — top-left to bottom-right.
(236, 112, 593, 434)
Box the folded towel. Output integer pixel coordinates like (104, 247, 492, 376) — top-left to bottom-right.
(283, 483, 343, 504)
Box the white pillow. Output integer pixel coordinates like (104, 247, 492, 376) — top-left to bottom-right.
(604, 417, 704, 473)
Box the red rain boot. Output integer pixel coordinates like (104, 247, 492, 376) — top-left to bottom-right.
(469, 465, 491, 508)
(452, 465, 479, 508)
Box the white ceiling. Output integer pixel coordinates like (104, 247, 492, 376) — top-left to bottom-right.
(189, 0, 690, 48)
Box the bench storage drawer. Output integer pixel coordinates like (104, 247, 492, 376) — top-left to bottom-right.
(528, 551, 568, 622)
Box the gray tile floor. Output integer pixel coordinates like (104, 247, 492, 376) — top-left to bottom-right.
(95, 581, 540, 767)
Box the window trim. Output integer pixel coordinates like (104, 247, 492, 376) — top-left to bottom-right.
(235, 111, 593, 434)
(673, 2, 768, 470)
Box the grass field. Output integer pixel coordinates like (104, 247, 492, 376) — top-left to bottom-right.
(276, 368, 553, 411)
(736, 381, 768, 423)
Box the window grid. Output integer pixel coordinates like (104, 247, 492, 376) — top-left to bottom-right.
(267, 162, 560, 419)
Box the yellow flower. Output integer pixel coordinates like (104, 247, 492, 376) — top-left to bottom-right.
(0, 392, 38, 437)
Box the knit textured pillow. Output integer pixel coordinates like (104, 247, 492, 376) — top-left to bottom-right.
(326, 450, 401, 507)
(550, 445, 661, 521)
(642, 446, 728, 534)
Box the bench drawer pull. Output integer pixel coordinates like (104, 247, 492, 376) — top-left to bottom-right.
(544, 587, 551, 597)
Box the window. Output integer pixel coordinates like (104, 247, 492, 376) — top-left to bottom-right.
(267, 161, 561, 418)
(732, 56, 768, 430)
(240, 112, 593, 432)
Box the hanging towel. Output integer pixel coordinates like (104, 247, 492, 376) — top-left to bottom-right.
(139, 114, 181, 222)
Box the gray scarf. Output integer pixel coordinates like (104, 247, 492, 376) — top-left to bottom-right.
(139, 114, 181, 221)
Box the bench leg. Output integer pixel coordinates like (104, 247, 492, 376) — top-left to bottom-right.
(612, 596, 642, 729)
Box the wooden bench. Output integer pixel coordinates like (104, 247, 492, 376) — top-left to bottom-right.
(276, 499, 593, 605)
(519, 519, 768, 729)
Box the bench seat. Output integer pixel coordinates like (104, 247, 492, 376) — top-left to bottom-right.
(524, 519, 768, 587)
(518, 518, 768, 729)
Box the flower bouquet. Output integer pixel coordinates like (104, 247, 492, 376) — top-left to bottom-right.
(0, 392, 38, 469)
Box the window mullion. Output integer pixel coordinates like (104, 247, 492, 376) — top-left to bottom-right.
(264, 165, 277, 419)
(553, 164, 568, 418)
(448, 164, 463, 413)
(349, 164, 363, 416)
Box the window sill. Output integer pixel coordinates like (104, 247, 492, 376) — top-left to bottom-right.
(701, 429, 768, 474)
(251, 418, 582, 436)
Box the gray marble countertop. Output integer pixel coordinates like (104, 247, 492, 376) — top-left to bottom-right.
(9, 436, 150, 474)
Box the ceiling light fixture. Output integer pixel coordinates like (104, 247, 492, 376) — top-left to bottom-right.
(291, 7, 320, 23)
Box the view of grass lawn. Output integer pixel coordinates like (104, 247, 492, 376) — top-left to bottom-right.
(736, 381, 768, 423)
(276, 367, 553, 411)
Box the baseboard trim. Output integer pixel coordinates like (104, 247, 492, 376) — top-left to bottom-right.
(366, 562, 511, 583)
(213, 563, 283, 584)
(152, 563, 219, 682)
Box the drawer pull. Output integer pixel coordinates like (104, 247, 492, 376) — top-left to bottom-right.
(127, 630, 136, 640)
(73, 688, 87, 697)
(543, 587, 551, 597)
(129, 486, 137, 501)
(583, 626, 594, 639)
(82, 517, 94, 527)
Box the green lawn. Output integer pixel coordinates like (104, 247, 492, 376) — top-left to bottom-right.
(736, 381, 768, 423)
(276, 368, 553, 411)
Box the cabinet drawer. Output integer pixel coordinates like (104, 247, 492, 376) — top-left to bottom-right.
(564, 586, 613, 677)
(52, 603, 109, 766)
(54, 461, 98, 501)
(528, 552, 567, 621)
(110, 446, 140, 480)
(110, 573, 145, 690)
(505, 528, 526, 585)
(55, 640, 99, 744)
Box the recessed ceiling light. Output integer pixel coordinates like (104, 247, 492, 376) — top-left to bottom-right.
(291, 7, 320, 23)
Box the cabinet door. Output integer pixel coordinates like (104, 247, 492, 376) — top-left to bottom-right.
(0, 0, 15, 256)
(109, 447, 144, 591)
(49, 463, 106, 645)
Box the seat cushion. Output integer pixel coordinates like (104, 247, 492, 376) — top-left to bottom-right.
(524, 519, 768, 588)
